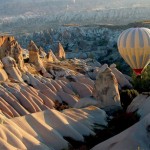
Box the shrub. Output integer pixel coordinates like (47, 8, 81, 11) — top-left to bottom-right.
(120, 89, 139, 110)
(132, 65, 150, 92)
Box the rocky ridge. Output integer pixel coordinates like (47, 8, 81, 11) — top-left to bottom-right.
(0, 35, 149, 150)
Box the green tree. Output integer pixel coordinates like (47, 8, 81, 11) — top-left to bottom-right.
(120, 89, 139, 110)
(132, 65, 150, 92)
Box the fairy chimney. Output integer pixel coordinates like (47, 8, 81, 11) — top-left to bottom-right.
(47, 50, 59, 63)
(93, 64, 120, 108)
(56, 42, 66, 59)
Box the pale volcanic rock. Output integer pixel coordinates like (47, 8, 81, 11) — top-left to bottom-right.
(82, 106, 108, 127)
(0, 97, 15, 118)
(74, 97, 99, 108)
(32, 109, 84, 142)
(22, 74, 30, 83)
(0, 36, 15, 59)
(2, 117, 61, 150)
(93, 65, 120, 108)
(63, 106, 108, 129)
(26, 73, 62, 102)
(57, 91, 79, 107)
(75, 75, 94, 90)
(56, 42, 66, 59)
(87, 67, 100, 80)
(22, 49, 29, 59)
(0, 97, 20, 118)
(19, 84, 55, 109)
(0, 84, 20, 102)
(110, 64, 132, 89)
(13, 42, 28, 73)
(127, 94, 150, 119)
(63, 114, 95, 136)
(2, 56, 23, 82)
(28, 41, 52, 78)
(45, 82, 57, 93)
(0, 60, 8, 81)
(28, 40, 40, 63)
(124, 74, 133, 83)
(0, 36, 27, 73)
(127, 94, 148, 114)
(0, 106, 108, 150)
(64, 111, 95, 129)
(47, 50, 54, 62)
(56, 80, 75, 95)
(47, 50, 59, 63)
(49, 67, 72, 78)
(50, 80, 62, 91)
(2, 84, 37, 113)
(39, 47, 47, 58)
(92, 113, 150, 150)
(70, 82, 93, 98)
(19, 89, 43, 112)
(0, 88, 29, 116)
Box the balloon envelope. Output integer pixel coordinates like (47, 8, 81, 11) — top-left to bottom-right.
(117, 28, 150, 75)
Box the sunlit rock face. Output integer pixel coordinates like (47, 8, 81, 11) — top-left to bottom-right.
(93, 64, 120, 108)
(0, 36, 28, 73)
(56, 42, 66, 59)
(47, 50, 59, 63)
(0, 60, 8, 81)
(0, 107, 108, 150)
(110, 64, 132, 89)
(28, 40, 41, 64)
(0, 36, 17, 59)
(2, 56, 23, 82)
(39, 47, 47, 58)
(28, 41, 52, 78)
(13, 42, 28, 73)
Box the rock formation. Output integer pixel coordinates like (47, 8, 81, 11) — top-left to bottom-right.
(93, 64, 120, 108)
(92, 113, 150, 150)
(28, 40, 41, 64)
(2, 56, 23, 82)
(0, 36, 142, 150)
(0, 36, 28, 74)
(56, 42, 66, 59)
(74, 97, 99, 108)
(127, 93, 150, 119)
(0, 60, 8, 81)
(0, 107, 107, 150)
(13, 42, 28, 73)
(39, 47, 47, 58)
(0, 36, 15, 59)
(110, 64, 132, 89)
(28, 41, 52, 78)
(47, 50, 59, 63)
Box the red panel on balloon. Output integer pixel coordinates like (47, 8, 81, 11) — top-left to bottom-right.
(133, 69, 143, 75)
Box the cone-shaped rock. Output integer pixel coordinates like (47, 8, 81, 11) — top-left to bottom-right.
(47, 50, 59, 63)
(93, 64, 120, 107)
(56, 42, 66, 59)
(0, 60, 8, 81)
(0, 36, 18, 59)
(28, 41, 40, 64)
(39, 47, 47, 58)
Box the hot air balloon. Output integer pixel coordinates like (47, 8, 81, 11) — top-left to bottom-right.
(117, 28, 150, 75)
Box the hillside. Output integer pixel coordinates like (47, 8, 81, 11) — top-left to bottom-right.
(0, 0, 150, 33)
(0, 35, 150, 149)
(14, 21, 150, 74)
